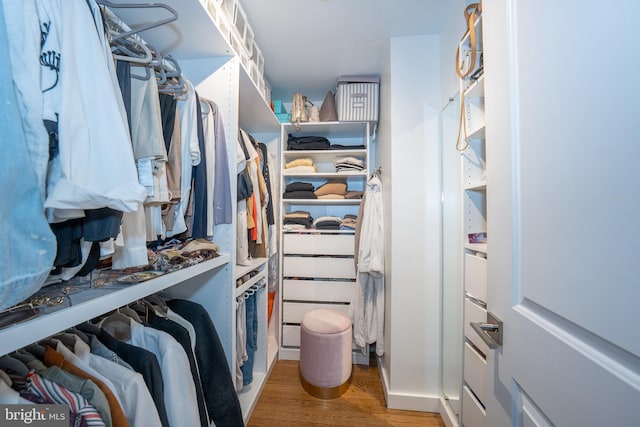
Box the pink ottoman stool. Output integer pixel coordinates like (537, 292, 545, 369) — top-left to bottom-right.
(299, 308, 353, 399)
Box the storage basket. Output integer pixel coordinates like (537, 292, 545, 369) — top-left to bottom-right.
(336, 76, 380, 122)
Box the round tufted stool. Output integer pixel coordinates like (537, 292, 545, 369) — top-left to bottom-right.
(299, 308, 353, 399)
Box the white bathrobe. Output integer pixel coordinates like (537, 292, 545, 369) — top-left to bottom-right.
(350, 175, 385, 356)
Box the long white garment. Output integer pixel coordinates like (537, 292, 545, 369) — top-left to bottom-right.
(111, 207, 149, 269)
(38, 0, 146, 221)
(1, 0, 49, 201)
(168, 80, 201, 237)
(127, 318, 201, 427)
(72, 337, 162, 427)
(201, 101, 216, 237)
(349, 175, 385, 356)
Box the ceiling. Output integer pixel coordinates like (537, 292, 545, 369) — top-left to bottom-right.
(240, 0, 450, 102)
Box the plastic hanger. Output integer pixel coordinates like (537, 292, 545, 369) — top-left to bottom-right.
(119, 305, 143, 324)
(98, 308, 133, 341)
(101, 6, 154, 64)
(95, 1, 179, 42)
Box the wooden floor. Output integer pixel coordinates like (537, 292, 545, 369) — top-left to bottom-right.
(248, 359, 446, 426)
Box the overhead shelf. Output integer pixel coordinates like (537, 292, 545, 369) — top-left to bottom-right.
(0, 254, 230, 356)
(110, 0, 234, 60)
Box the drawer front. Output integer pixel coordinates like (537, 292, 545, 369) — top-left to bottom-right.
(462, 385, 486, 427)
(283, 279, 355, 303)
(284, 233, 355, 256)
(465, 253, 487, 302)
(282, 301, 349, 324)
(283, 256, 356, 279)
(464, 342, 487, 405)
(282, 324, 301, 347)
(464, 298, 489, 355)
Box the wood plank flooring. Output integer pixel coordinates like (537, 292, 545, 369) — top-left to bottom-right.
(247, 359, 446, 426)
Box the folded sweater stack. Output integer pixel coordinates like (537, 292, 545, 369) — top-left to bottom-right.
(313, 216, 342, 230)
(284, 158, 317, 174)
(334, 156, 364, 173)
(314, 180, 347, 199)
(283, 210, 313, 230)
(283, 182, 316, 199)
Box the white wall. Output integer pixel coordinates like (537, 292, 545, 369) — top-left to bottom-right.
(376, 34, 442, 412)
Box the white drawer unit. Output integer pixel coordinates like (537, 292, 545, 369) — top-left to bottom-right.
(283, 279, 354, 303)
(464, 297, 489, 355)
(283, 233, 355, 256)
(464, 253, 487, 302)
(462, 385, 487, 427)
(463, 341, 487, 405)
(283, 256, 355, 280)
(282, 301, 349, 324)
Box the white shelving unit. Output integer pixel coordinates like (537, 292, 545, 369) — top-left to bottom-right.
(278, 121, 371, 364)
(458, 10, 489, 427)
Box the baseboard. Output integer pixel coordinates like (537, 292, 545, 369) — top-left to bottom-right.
(439, 397, 460, 427)
(377, 359, 441, 412)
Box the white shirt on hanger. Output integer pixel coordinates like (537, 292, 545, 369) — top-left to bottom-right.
(127, 318, 201, 427)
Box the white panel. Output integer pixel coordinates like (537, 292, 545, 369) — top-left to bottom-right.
(462, 386, 486, 427)
(463, 342, 487, 405)
(283, 256, 355, 279)
(282, 324, 301, 347)
(464, 298, 488, 355)
(464, 253, 487, 302)
(283, 279, 354, 302)
(283, 233, 355, 256)
(282, 302, 348, 324)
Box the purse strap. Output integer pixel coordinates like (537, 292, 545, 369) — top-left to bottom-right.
(456, 2, 481, 151)
(455, 2, 482, 79)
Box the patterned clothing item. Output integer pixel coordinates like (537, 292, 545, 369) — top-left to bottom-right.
(27, 371, 106, 427)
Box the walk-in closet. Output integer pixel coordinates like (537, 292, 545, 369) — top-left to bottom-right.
(0, 1, 637, 426)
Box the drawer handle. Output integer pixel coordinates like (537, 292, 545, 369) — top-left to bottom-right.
(470, 311, 503, 349)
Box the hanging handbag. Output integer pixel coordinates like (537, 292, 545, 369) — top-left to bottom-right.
(319, 90, 338, 122)
(290, 92, 310, 130)
(455, 2, 482, 151)
(455, 2, 482, 80)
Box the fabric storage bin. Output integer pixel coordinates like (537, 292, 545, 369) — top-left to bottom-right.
(336, 76, 380, 122)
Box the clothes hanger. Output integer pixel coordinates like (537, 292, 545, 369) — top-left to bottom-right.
(66, 327, 91, 346)
(101, 6, 153, 65)
(95, 1, 179, 42)
(52, 332, 77, 350)
(118, 305, 143, 324)
(144, 294, 169, 317)
(98, 308, 134, 341)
